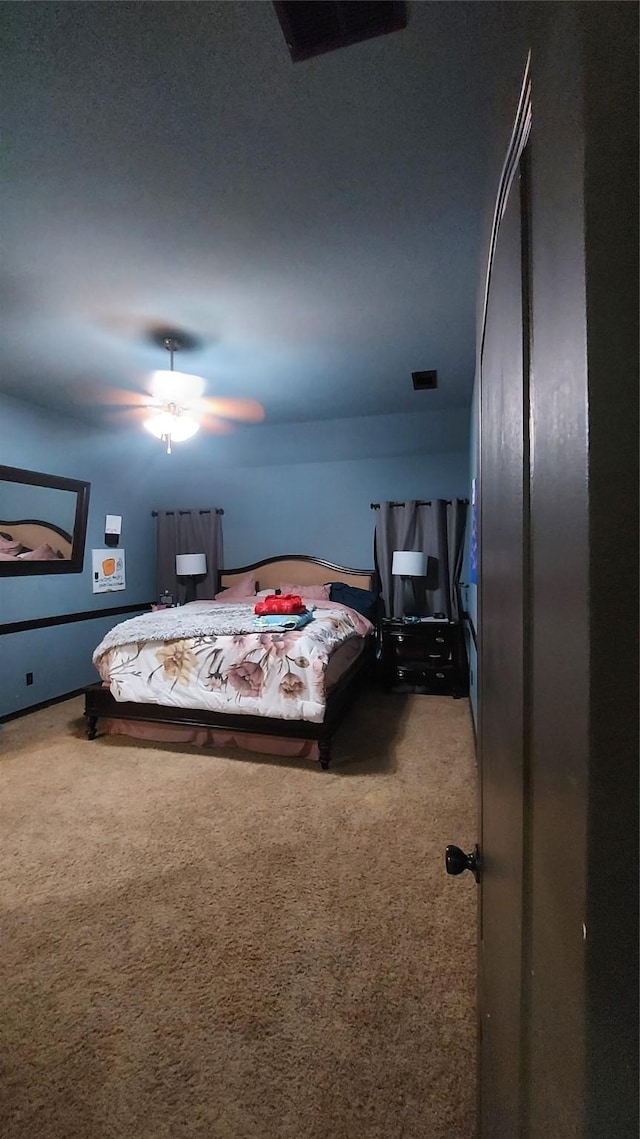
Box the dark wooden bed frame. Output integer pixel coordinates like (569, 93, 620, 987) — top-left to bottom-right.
(84, 555, 378, 769)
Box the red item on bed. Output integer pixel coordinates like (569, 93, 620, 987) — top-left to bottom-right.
(254, 593, 306, 616)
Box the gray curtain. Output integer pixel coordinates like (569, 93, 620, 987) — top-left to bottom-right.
(155, 509, 223, 604)
(374, 498, 468, 620)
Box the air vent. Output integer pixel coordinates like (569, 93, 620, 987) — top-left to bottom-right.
(273, 2, 407, 63)
(412, 370, 438, 391)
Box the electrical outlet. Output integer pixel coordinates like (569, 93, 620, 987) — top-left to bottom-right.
(26, 672, 33, 686)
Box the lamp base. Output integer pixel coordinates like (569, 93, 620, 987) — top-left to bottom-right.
(402, 576, 419, 618)
(180, 576, 197, 605)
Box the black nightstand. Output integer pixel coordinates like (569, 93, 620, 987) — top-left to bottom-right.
(381, 619, 468, 697)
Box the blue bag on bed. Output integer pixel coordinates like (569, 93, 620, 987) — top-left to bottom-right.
(327, 583, 378, 621)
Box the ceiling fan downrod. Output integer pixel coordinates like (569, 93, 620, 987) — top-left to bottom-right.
(164, 337, 179, 370)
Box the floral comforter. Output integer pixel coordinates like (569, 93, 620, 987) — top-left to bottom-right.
(93, 600, 373, 724)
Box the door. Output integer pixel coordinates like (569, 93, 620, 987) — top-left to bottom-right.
(475, 5, 638, 1137)
(476, 80, 530, 1139)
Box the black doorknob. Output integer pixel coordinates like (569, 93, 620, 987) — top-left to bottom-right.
(445, 843, 480, 882)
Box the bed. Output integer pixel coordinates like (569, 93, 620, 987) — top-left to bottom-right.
(84, 555, 379, 769)
(0, 519, 73, 561)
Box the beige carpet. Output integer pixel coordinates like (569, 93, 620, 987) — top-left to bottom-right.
(0, 690, 477, 1139)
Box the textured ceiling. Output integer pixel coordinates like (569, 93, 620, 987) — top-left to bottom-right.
(1, 1, 529, 430)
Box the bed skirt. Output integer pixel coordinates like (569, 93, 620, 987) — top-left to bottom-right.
(104, 718, 319, 759)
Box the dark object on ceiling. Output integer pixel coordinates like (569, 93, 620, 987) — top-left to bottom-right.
(412, 370, 438, 391)
(148, 327, 200, 352)
(273, 1, 407, 63)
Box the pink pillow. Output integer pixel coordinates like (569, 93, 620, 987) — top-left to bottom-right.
(0, 535, 23, 555)
(279, 582, 331, 601)
(214, 572, 257, 601)
(17, 543, 60, 560)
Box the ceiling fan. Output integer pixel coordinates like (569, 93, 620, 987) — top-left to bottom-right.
(103, 332, 265, 454)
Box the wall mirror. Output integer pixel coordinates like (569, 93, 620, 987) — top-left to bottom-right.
(0, 465, 91, 576)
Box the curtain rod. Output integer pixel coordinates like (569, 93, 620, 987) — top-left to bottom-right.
(151, 508, 224, 516)
(369, 499, 466, 509)
(368, 503, 437, 512)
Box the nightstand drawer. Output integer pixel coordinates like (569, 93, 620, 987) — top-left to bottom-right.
(396, 665, 453, 691)
(417, 626, 455, 650)
(380, 619, 468, 697)
(384, 624, 455, 644)
(384, 634, 453, 666)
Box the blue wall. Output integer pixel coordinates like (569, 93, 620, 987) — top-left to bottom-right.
(1, 392, 470, 718)
(0, 394, 163, 621)
(154, 407, 470, 568)
(0, 393, 160, 717)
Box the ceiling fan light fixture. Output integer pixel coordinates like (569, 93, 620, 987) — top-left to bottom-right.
(150, 369, 205, 403)
(163, 414, 199, 443)
(143, 403, 199, 453)
(145, 336, 202, 453)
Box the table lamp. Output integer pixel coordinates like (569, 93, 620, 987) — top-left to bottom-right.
(392, 550, 428, 617)
(175, 552, 207, 604)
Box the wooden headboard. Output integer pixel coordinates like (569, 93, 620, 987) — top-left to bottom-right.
(219, 554, 375, 593)
(0, 519, 73, 559)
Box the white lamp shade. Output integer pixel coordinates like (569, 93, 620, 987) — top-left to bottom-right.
(176, 553, 207, 576)
(392, 550, 428, 577)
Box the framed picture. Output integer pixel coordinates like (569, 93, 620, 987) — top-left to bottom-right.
(92, 548, 125, 593)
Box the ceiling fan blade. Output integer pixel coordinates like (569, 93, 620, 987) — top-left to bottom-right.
(103, 388, 152, 410)
(118, 400, 151, 419)
(199, 414, 236, 435)
(200, 396, 265, 423)
(98, 404, 155, 430)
